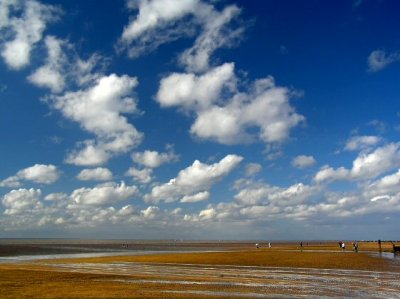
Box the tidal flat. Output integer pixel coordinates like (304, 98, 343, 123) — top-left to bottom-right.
(0, 240, 399, 298)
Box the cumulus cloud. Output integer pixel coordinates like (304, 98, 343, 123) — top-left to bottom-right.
(291, 155, 316, 169)
(145, 154, 243, 203)
(119, 0, 243, 71)
(344, 135, 381, 151)
(314, 166, 349, 183)
(125, 167, 152, 184)
(198, 206, 216, 220)
(0, 0, 59, 69)
(2, 188, 42, 215)
(44, 192, 68, 201)
(141, 206, 159, 219)
(76, 167, 113, 181)
(27, 35, 66, 92)
(131, 149, 179, 168)
(351, 143, 400, 179)
(48, 74, 143, 165)
(367, 50, 400, 72)
(0, 164, 60, 187)
(364, 170, 400, 199)
(70, 181, 137, 205)
(234, 181, 317, 207)
(315, 143, 400, 183)
(157, 66, 304, 145)
(0, 176, 21, 188)
(180, 191, 209, 203)
(157, 63, 236, 110)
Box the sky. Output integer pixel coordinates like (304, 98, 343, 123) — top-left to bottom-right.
(0, 0, 400, 240)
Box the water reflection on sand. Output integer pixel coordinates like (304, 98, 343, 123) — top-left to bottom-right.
(1, 246, 400, 298)
(44, 261, 400, 298)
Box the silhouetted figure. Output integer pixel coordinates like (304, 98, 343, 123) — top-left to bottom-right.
(378, 239, 382, 252)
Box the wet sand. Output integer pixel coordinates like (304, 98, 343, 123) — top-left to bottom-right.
(0, 240, 399, 298)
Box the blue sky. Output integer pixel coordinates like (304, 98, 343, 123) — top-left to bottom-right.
(1, 0, 400, 240)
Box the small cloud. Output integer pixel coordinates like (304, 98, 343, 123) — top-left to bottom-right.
(0, 164, 61, 187)
(367, 50, 400, 72)
(291, 155, 316, 169)
(245, 163, 262, 176)
(344, 135, 381, 151)
(76, 167, 113, 181)
(131, 148, 179, 168)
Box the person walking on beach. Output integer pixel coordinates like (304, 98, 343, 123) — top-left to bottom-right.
(353, 242, 358, 253)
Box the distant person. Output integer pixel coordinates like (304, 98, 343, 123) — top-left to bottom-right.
(378, 239, 382, 252)
(353, 242, 358, 253)
(300, 241, 303, 247)
(255, 243, 259, 248)
(341, 242, 346, 251)
(338, 241, 342, 249)
(268, 242, 271, 248)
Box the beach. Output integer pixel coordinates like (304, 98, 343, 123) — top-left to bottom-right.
(0, 240, 399, 298)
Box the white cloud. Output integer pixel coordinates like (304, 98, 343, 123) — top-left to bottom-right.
(28, 36, 66, 92)
(141, 206, 159, 219)
(76, 167, 113, 181)
(44, 192, 68, 201)
(119, 0, 243, 71)
(49, 74, 143, 165)
(70, 181, 137, 205)
(132, 149, 179, 168)
(366, 170, 400, 197)
(179, 4, 242, 72)
(291, 155, 316, 169)
(234, 184, 275, 206)
(191, 76, 304, 144)
(315, 143, 400, 183)
(157, 66, 304, 145)
(0, 164, 60, 187)
(0, 176, 21, 188)
(198, 206, 216, 220)
(125, 167, 152, 184)
(121, 0, 197, 43)
(314, 166, 349, 183)
(344, 135, 381, 151)
(180, 191, 209, 203)
(350, 143, 400, 179)
(234, 181, 317, 207)
(157, 63, 235, 110)
(2, 188, 42, 215)
(17, 164, 60, 184)
(0, 0, 58, 69)
(145, 154, 243, 203)
(367, 50, 400, 72)
(245, 163, 262, 176)
(0, 0, 18, 29)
